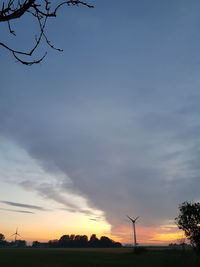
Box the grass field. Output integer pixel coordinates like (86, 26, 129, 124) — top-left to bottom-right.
(0, 248, 199, 267)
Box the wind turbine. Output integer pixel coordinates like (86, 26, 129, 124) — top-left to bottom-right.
(127, 215, 139, 249)
(10, 228, 21, 242)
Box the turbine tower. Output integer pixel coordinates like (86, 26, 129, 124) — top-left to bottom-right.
(127, 215, 139, 249)
(10, 228, 21, 242)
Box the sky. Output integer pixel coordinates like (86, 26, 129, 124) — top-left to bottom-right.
(1, 0, 200, 244)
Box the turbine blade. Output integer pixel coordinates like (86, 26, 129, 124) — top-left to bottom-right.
(126, 215, 134, 223)
(9, 234, 15, 237)
(135, 216, 139, 222)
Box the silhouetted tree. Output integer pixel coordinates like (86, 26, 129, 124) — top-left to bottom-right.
(59, 235, 70, 242)
(74, 235, 81, 247)
(175, 202, 200, 251)
(0, 233, 5, 242)
(79, 235, 88, 246)
(89, 234, 99, 247)
(59, 235, 70, 247)
(48, 239, 58, 248)
(0, 233, 7, 247)
(70, 234, 75, 242)
(32, 241, 40, 247)
(0, 0, 94, 65)
(58, 234, 89, 247)
(100, 236, 113, 247)
(99, 236, 122, 248)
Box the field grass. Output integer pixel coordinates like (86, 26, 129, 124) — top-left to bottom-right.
(0, 247, 199, 267)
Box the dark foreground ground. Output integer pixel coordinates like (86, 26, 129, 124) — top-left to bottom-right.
(0, 248, 199, 267)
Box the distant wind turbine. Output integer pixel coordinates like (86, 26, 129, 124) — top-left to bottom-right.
(10, 228, 21, 242)
(127, 215, 139, 249)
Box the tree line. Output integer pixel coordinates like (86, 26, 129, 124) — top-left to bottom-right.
(0, 233, 121, 248)
(34, 234, 122, 248)
(0, 234, 26, 248)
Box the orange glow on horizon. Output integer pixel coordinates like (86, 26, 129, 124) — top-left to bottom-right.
(3, 222, 184, 245)
(111, 224, 184, 245)
(1, 209, 111, 243)
(1, 207, 184, 245)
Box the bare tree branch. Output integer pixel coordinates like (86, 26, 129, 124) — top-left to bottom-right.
(0, 0, 94, 65)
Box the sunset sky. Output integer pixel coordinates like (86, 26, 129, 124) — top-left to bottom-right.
(1, 0, 200, 245)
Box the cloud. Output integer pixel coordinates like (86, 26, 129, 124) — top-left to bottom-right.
(60, 208, 95, 216)
(0, 200, 46, 211)
(0, 208, 34, 214)
(89, 217, 102, 222)
(19, 180, 103, 218)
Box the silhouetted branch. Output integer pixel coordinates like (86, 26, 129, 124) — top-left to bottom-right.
(0, 0, 94, 65)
